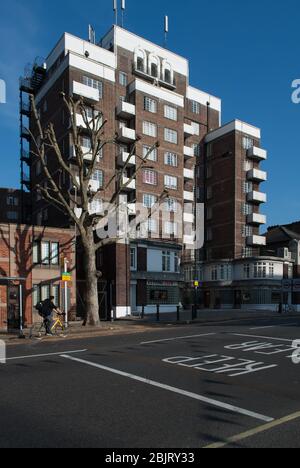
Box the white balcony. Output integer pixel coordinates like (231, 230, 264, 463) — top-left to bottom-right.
(118, 127, 136, 143)
(247, 168, 267, 183)
(117, 151, 136, 167)
(184, 146, 194, 159)
(128, 203, 136, 216)
(73, 81, 100, 102)
(75, 113, 102, 130)
(247, 191, 267, 204)
(183, 235, 195, 246)
(247, 235, 266, 247)
(247, 213, 267, 226)
(184, 191, 194, 202)
(75, 177, 101, 193)
(184, 123, 196, 137)
(183, 212, 194, 224)
(117, 101, 136, 119)
(247, 146, 267, 161)
(121, 176, 136, 191)
(69, 146, 101, 162)
(184, 168, 194, 180)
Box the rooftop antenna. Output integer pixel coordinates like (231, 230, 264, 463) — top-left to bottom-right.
(113, 0, 118, 25)
(88, 25, 96, 44)
(121, 0, 126, 28)
(164, 15, 169, 48)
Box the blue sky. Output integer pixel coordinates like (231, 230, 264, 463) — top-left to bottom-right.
(0, 0, 299, 227)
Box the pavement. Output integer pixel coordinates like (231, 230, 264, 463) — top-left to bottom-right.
(1, 312, 300, 448)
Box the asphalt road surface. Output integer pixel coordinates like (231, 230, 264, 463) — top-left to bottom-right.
(1, 314, 300, 448)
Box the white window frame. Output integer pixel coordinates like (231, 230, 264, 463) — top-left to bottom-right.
(164, 128, 178, 145)
(164, 105, 177, 121)
(143, 121, 157, 137)
(164, 152, 178, 167)
(164, 175, 178, 190)
(143, 169, 158, 186)
(144, 97, 157, 114)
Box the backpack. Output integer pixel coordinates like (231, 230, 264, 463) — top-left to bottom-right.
(35, 302, 45, 318)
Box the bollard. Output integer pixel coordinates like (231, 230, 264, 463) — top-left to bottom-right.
(177, 306, 180, 322)
(141, 305, 145, 319)
(156, 304, 160, 322)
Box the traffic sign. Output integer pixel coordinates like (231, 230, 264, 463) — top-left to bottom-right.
(62, 273, 71, 282)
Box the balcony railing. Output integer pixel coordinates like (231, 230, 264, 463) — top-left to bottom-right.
(247, 191, 267, 204)
(117, 101, 136, 119)
(132, 64, 176, 90)
(117, 151, 136, 167)
(247, 146, 267, 161)
(247, 168, 267, 183)
(247, 213, 267, 226)
(73, 81, 100, 102)
(247, 235, 266, 246)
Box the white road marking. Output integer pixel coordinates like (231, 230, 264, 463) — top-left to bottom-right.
(6, 349, 87, 362)
(231, 333, 293, 343)
(61, 354, 274, 423)
(140, 333, 216, 345)
(250, 326, 276, 330)
(250, 323, 298, 330)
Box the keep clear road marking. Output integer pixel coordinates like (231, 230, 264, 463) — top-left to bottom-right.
(231, 333, 294, 343)
(6, 349, 87, 362)
(61, 354, 274, 423)
(205, 411, 300, 449)
(140, 333, 216, 346)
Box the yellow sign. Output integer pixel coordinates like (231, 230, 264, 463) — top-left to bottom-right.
(194, 281, 199, 288)
(62, 274, 71, 282)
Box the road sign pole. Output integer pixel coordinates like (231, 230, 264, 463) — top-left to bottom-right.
(64, 259, 68, 329)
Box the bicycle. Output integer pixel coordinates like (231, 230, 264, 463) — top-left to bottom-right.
(30, 313, 68, 338)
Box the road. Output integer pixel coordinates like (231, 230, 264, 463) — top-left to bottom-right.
(1, 314, 300, 448)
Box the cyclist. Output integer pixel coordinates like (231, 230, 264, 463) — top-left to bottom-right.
(42, 296, 63, 336)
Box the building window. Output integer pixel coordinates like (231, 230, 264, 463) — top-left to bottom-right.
(207, 227, 213, 241)
(162, 251, 171, 272)
(7, 211, 18, 221)
(207, 207, 213, 220)
(191, 100, 200, 114)
(83, 76, 103, 98)
(89, 199, 103, 214)
(243, 136, 254, 150)
(164, 128, 178, 145)
(92, 170, 104, 188)
(164, 175, 178, 190)
(242, 247, 253, 258)
(137, 56, 145, 72)
(207, 186, 213, 200)
(242, 225, 253, 238)
(193, 143, 201, 157)
(243, 182, 253, 194)
(143, 121, 157, 137)
(147, 218, 158, 233)
(143, 145, 158, 162)
(244, 160, 253, 171)
(164, 197, 178, 213)
(254, 262, 267, 279)
(144, 97, 157, 113)
(130, 247, 137, 271)
(7, 196, 19, 207)
(50, 242, 59, 265)
(164, 222, 178, 236)
(207, 143, 213, 158)
(81, 136, 92, 149)
(242, 203, 253, 215)
(34, 241, 59, 266)
(119, 72, 128, 86)
(211, 266, 218, 281)
(143, 194, 158, 208)
(244, 264, 251, 279)
(41, 241, 50, 265)
(191, 122, 200, 136)
(269, 263, 274, 278)
(164, 105, 177, 121)
(164, 152, 178, 167)
(143, 169, 158, 186)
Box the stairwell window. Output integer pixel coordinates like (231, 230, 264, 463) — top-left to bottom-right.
(191, 122, 200, 136)
(83, 76, 103, 98)
(164, 128, 178, 145)
(164, 222, 178, 237)
(162, 251, 172, 272)
(165, 197, 178, 213)
(143, 121, 157, 137)
(130, 247, 137, 271)
(191, 100, 201, 114)
(119, 72, 128, 87)
(243, 136, 254, 150)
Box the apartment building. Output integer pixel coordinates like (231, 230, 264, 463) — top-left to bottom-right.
(0, 189, 31, 224)
(0, 223, 76, 332)
(20, 25, 222, 317)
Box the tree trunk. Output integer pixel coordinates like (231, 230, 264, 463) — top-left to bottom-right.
(82, 234, 100, 326)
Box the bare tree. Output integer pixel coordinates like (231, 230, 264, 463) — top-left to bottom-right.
(29, 93, 164, 326)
